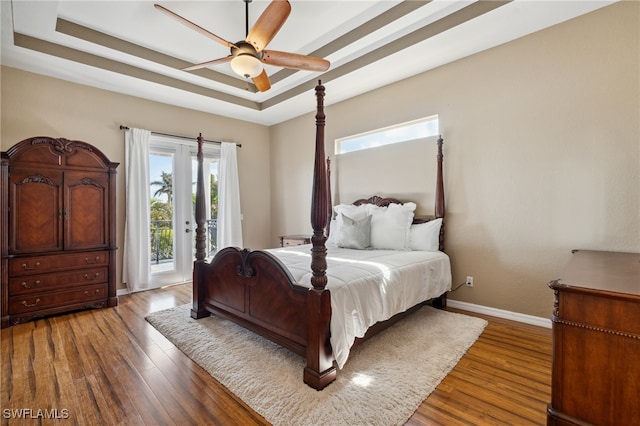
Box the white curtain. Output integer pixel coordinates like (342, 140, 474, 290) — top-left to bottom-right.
(123, 128, 152, 292)
(217, 142, 243, 248)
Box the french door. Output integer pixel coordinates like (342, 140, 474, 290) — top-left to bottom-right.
(149, 136, 219, 287)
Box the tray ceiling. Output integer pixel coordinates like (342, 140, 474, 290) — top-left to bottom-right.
(1, 0, 616, 125)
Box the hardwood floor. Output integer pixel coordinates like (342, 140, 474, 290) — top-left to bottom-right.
(1, 284, 551, 425)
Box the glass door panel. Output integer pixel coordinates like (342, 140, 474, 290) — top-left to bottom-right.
(148, 137, 219, 288)
(149, 150, 178, 284)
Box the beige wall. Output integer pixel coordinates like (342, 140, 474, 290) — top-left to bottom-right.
(1, 68, 272, 290)
(270, 2, 640, 318)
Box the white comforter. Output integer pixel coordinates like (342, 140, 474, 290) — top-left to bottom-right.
(266, 245, 452, 369)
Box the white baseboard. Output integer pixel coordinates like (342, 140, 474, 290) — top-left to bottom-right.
(117, 288, 130, 296)
(447, 299, 551, 329)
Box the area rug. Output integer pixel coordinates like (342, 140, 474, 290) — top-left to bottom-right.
(146, 304, 487, 426)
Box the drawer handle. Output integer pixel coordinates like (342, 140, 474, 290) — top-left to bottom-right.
(22, 299, 41, 307)
(22, 262, 41, 271)
(84, 256, 101, 264)
(84, 289, 101, 297)
(21, 280, 41, 289)
(84, 273, 100, 281)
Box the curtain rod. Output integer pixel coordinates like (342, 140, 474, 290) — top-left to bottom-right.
(118, 125, 241, 148)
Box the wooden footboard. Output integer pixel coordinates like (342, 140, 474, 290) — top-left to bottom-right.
(191, 247, 336, 389)
(192, 247, 309, 354)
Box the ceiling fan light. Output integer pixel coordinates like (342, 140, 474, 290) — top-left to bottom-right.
(230, 54, 263, 78)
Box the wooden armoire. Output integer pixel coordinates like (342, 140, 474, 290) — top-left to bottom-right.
(1, 137, 118, 328)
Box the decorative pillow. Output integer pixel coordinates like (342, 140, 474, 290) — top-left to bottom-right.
(409, 218, 442, 251)
(329, 204, 369, 246)
(333, 204, 369, 221)
(369, 202, 416, 250)
(326, 218, 339, 247)
(336, 213, 372, 249)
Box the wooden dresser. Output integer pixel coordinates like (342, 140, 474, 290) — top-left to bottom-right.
(1, 137, 119, 328)
(547, 250, 640, 425)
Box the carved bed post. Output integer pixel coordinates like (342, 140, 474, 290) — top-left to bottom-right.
(191, 133, 209, 319)
(435, 136, 445, 250)
(195, 133, 207, 261)
(433, 135, 447, 309)
(326, 157, 332, 237)
(304, 81, 337, 390)
(310, 83, 328, 289)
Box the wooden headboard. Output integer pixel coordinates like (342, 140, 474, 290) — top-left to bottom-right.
(353, 195, 404, 207)
(353, 195, 435, 224)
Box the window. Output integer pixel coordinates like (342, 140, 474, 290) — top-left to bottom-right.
(335, 115, 439, 155)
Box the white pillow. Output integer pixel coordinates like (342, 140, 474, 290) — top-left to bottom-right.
(336, 213, 371, 249)
(409, 218, 442, 251)
(333, 204, 369, 220)
(369, 202, 416, 250)
(326, 218, 339, 247)
(329, 204, 369, 246)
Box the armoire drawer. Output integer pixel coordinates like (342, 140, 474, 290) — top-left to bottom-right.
(8, 251, 109, 277)
(9, 283, 108, 314)
(9, 267, 108, 295)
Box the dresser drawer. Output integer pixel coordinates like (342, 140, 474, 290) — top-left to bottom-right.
(9, 267, 108, 295)
(9, 283, 107, 314)
(8, 251, 109, 277)
(280, 235, 311, 247)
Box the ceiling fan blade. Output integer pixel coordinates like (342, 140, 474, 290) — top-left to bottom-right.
(246, 0, 291, 52)
(261, 50, 330, 72)
(182, 55, 233, 71)
(252, 70, 271, 92)
(154, 4, 235, 49)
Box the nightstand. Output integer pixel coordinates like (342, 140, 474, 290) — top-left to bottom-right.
(279, 235, 311, 247)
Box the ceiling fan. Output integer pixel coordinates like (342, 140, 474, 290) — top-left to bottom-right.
(154, 0, 330, 92)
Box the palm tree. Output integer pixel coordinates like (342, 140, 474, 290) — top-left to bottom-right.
(151, 171, 173, 203)
(150, 198, 173, 221)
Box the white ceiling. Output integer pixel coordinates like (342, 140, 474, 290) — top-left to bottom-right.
(1, 0, 616, 125)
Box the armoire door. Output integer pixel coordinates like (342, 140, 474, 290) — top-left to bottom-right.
(8, 167, 64, 254)
(64, 171, 109, 251)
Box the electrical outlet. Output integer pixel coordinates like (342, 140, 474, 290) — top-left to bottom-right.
(466, 276, 474, 287)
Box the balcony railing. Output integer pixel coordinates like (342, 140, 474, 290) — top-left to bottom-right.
(150, 219, 217, 264)
(206, 218, 218, 256)
(150, 220, 172, 264)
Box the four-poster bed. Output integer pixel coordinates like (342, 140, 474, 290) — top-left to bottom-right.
(191, 81, 448, 390)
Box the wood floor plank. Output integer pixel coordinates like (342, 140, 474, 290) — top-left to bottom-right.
(1, 283, 551, 425)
